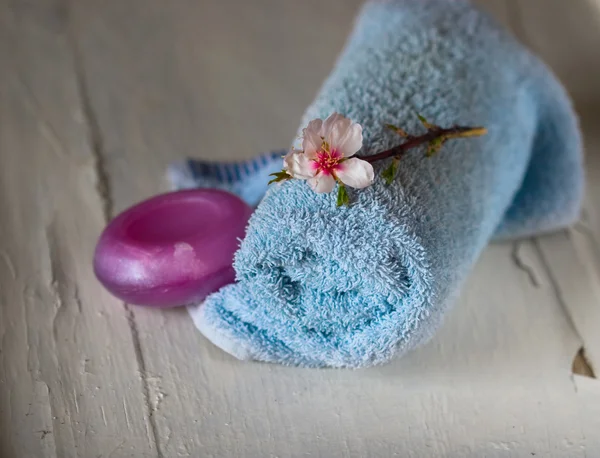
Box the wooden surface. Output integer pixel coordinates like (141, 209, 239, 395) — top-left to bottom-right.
(1, 0, 600, 457)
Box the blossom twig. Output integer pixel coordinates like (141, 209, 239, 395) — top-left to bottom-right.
(269, 112, 487, 206)
(358, 125, 487, 164)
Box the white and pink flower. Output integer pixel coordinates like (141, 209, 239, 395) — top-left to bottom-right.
(283, 113, 374, 193)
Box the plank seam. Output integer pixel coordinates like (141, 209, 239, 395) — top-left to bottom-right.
(64, 3, 163, 455)
(511, 240, 541, 287)
(532, 236, 596, 379)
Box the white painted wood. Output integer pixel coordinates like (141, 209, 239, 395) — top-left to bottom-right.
(537, 230, 600, 375)
(2, 0, 600, 457)
(506, 0, 600, 379)
(0, 1, 156, 456)
(541, 110, 600, 378)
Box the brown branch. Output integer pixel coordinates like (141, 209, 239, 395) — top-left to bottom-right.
(358, 126, 487, 164)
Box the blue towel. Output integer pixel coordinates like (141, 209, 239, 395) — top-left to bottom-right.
(169, 0, 583, 367)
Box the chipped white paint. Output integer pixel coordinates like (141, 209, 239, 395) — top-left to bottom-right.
(1, 0, 600, 457)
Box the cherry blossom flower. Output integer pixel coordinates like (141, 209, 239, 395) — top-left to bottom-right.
(268, 112, 486, 206)
(284, 113, 374, 193)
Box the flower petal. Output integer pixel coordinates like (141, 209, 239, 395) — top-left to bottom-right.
(336, 158, 374, 189)
(301, 118, 324, 158)
(336, 123, 363, 157)
(308, 172, 336, 193)
(322, 113, 349, 142)
(322, 113, 363, 157)
(284, 150, 316, 180)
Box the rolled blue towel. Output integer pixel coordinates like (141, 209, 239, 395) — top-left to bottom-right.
(169, 0, 583, 367)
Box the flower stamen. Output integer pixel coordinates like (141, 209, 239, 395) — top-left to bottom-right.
(313, 149, 344, 176)
(281, 112, 372, 194)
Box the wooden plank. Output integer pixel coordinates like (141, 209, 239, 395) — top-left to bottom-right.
(67, 0, 366, 213)
(574, 375, 600, 456)
(511, 0, 600, 374)
(537, 231, 600, 376)
(557, 111, 600, 375)
(0, 1, 156, 456)
(506, 0, 600, 377)
(67, 0, 600, 456)
(578, 111, 600, 263)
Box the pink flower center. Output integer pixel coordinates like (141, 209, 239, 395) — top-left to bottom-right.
(312, 148, 343, 176)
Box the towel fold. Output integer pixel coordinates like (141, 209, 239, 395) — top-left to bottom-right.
(169, 0, 583, 367)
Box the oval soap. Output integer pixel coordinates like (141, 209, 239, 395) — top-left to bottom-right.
(93, 189, 252, 307)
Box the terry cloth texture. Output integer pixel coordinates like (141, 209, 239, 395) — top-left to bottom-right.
(169, 0, 583, 367)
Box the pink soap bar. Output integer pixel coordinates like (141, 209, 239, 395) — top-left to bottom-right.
(94, 189, 253, 308)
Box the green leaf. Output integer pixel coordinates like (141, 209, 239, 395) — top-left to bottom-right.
(426, 137, 445, 157)
(384, 123, 408, 138)
(336, 184, 350, 207)
(416, 113, 437, 130)
(268, 170, 291, 185)
(381, 160, 399, 185)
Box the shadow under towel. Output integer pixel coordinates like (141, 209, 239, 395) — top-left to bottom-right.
(169, 0, 583, 367)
